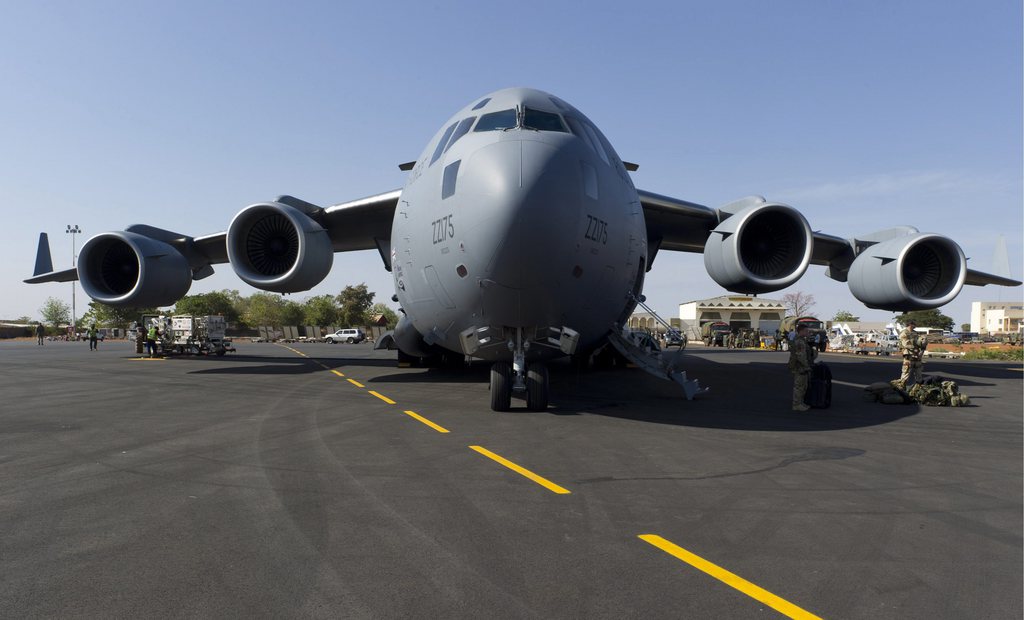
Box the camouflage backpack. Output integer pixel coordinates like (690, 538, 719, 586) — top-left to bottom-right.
(907, 380, 970, 407)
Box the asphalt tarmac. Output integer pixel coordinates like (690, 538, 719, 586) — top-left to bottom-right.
(1, 339, 1021, 619)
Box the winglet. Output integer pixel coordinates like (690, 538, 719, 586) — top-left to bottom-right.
(33, 233, 53, 276)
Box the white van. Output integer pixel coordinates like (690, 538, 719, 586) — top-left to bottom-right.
(325, 328, 366, 344)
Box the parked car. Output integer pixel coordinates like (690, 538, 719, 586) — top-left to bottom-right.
(325, 328, 366, 344)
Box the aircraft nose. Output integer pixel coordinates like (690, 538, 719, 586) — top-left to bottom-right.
(460, 137, 582, 291)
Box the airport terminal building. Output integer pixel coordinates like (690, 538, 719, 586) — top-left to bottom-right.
(970, 301, 1024, 335)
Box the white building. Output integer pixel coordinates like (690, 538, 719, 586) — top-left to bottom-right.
(970, 301, 1024, 334)
(678, 295, 787, 338)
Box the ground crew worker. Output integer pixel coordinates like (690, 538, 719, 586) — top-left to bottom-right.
(788, 324, 816, 411)
(146, 324, 159, 357)
(36, 322, 45, 345)
(87, 323, 99, 351)
(896, 320, 926, 388)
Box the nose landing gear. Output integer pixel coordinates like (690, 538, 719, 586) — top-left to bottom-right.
(489, 328, 550, 412)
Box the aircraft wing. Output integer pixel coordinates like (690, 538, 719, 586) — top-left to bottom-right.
(639, 188, 1020, 309)
(24, 189, 402, 294)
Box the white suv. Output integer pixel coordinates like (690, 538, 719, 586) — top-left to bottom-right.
(325, 328, 366, 344)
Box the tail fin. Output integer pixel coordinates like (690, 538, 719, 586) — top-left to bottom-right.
(33, 233, 53, 276)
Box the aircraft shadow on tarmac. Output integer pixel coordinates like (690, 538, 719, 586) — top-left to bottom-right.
(367, 354, 930, 433)
(178, 355, 400, 375)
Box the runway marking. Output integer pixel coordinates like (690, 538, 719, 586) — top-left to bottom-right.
(368, 390, 396, 404)
(469, 446, 571, 494)
(347, 378, 365, 388)
(638, 535, 822, 620)
(331, 369, 346, 377)
(128, 357, 165, 361)
(403, 410, 450, 433)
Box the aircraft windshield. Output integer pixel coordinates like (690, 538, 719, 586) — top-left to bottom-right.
(473, 109, 517, 132)
(522, 108, 567, 132)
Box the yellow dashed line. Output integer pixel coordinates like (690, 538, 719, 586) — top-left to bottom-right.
(331, 369, 345, 377)
(469, 446, 570, 494)
(368, 391, 396, 404)
(402, 410, 449, 433)
(347, 378, 365, 388)
(638, 535, 822, 620)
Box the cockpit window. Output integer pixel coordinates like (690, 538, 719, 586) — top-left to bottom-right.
(444, 117, 476, 153)
(430, 122, 458, 165)
(523, 108, 568, 132)
(471, 97, 491, 110)
(473, 109, 517, 132)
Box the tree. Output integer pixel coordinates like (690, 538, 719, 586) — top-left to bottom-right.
(281, 299, 305, 326)
(894, 309, 954, 331)
(303, 295, 340, 326)
(39, 297, 71, 328)
(370, 303, 399, 329)
(832, 310, 860, 322)
(336, 284, 375, 327)
(173, 290, 241, 324)
(782, 292, 816, 317)
(960, 323, 970, 332)
(80, 301, 159, 330)
(242, 292, 287, 327)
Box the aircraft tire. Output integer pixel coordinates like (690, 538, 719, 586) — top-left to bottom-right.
(490, 362, 512, 411)
(526, 364, 549, 411)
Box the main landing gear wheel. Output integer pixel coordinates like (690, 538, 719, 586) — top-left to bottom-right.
(490, 362, 512, 411)
(526, 363, 549, 411)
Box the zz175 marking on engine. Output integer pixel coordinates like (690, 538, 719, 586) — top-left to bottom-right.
(584, 214, 608, 244)
(433, 214, 455, 245)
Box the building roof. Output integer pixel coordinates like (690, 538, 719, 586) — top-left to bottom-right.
(680, 295, 786, 309)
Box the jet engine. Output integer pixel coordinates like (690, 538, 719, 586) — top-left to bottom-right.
(847, 233, 965, 310)
(226, 202, 333, 293)
(77, 231, 192, 307)
(703, 202, 813, 294)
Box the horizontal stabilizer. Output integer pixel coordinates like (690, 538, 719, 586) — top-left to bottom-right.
(964, 268, 1021, 288)
(24, 266, 78, 284)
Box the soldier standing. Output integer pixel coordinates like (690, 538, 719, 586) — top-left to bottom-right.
(788, 324, 816, 411)
(896, 320, 926, 388)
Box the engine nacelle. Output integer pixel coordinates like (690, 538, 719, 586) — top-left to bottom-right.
(77, 231, 192, 307)
(848, 233, 965, 310)
(703, 202, 813, 293)
(226, 202, 333, 293)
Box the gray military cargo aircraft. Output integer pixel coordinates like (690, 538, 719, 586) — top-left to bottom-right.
(26, 87, 1021, 410)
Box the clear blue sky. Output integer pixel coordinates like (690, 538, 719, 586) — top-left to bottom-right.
(2, 1, 1021, 327)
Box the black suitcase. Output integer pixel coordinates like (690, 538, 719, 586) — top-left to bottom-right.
(804, 362, 832, 409)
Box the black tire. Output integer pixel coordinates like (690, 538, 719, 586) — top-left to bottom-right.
(490, 362, 512, 411)
(526, 364, 549, 411)
(347, 337, 354, 344)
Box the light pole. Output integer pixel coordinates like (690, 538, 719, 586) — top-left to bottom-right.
(67, 224, 81, 335)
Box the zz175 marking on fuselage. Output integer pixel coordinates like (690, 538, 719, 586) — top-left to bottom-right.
(432, 215, 455, 245)
(584, 214, 608, 244)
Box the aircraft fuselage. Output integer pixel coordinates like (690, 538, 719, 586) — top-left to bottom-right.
(392, 88, 647, 362)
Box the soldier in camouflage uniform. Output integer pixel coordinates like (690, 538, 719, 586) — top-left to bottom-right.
(895, 320, 926, 389)
(788, 324, 817, 411)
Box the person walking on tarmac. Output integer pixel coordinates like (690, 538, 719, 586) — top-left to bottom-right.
(36, 322, 45, 345)
(87, 323, 99, 351)
(895, 319, 926, 389)
(788, 324, 817, 411)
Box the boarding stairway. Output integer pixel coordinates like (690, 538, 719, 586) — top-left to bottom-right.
(606, 294, 708, 400)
